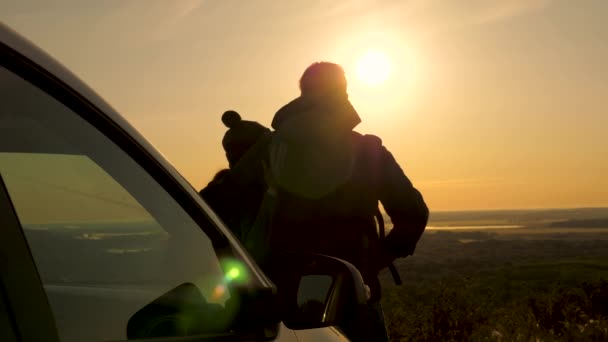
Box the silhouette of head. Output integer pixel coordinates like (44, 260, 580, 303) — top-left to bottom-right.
(221, 110, 270, 168)
(299, 62, 347, 98)
(271, 62, 359, 130)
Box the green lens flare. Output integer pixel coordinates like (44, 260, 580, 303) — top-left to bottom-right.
(220, 258, 249, 284)
(227, 267, 240, 280)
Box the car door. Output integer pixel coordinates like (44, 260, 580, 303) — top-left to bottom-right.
(0, 37, 290, 342)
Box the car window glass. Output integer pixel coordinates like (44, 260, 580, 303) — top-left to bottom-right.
(295, 275, 333, 322)
(0, 65, 252, 342)
(297, 275, 333, 306)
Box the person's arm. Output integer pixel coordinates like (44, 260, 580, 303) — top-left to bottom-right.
(377, 146, 429, 259)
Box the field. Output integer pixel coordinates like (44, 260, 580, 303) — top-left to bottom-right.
(379, 208, 608, 341)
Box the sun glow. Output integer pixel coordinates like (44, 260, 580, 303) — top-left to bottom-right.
(330, 31, 425, 121)
(356, 50, 392, 86)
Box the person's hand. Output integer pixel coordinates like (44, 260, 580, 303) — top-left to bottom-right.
(375, 249, 398, 271)
(363, 284, 371, 301)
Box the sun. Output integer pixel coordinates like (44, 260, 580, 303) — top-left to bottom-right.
(356, 50, 392, 86)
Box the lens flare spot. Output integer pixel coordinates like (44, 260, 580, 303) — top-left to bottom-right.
(220, 258, 249, 285)
(212, 284, 227, 300)
(227, 268, 240, 280)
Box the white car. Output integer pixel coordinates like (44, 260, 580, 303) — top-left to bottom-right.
(0, 23, 366, 342)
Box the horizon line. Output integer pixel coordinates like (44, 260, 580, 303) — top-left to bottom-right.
(429, 206, 608, 214)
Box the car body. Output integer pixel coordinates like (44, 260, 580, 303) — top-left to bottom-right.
(0, 23, 356, 342)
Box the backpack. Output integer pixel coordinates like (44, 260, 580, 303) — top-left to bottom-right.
(244, 132, 401, 285)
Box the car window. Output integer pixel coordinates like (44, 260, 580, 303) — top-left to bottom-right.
(0, 66, 253, 341)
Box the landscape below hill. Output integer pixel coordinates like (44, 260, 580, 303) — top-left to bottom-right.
(380, 207, 608, 341)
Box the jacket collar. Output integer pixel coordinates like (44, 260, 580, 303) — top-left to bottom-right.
(271, 94, 361, 132)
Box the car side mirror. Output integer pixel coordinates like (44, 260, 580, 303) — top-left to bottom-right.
(268, 252, 369, 331)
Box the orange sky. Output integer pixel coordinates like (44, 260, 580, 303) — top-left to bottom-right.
(2, 0, 607, 211)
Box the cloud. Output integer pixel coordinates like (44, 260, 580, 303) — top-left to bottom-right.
(97, 0, 207, 45)
(473, 0, 554, 24)
(317, 0, 410, 18)
(319, 0, 553, 21)
(321, 0, 377, 16)
(0, 0, 122, 15)
(419, 178, 528, 188)
(308, 0, 555, 45)
(172, 0, 205, 19)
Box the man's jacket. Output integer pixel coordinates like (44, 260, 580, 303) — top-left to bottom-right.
(229, 94, 428, 299)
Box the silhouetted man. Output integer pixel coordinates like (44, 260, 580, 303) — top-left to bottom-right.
(230, 62, 429, 341)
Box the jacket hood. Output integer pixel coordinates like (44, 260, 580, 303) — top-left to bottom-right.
(267, 95, 361, 199)
(271, 94, 361, 131)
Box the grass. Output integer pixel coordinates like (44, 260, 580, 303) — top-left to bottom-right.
(379, 230, 608, 341)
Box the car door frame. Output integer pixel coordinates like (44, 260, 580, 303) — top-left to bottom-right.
(0, 36, 277, 341)
(0, 35, 273, 285)
(0, 28, 275, 286)
(0, 39, 233, 244)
